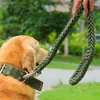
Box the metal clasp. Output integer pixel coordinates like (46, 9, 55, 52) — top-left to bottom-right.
(0, 64, 6, 73)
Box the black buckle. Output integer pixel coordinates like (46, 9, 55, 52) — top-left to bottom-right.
(24, 77, 43, 91)
(23, 70, 43, 91)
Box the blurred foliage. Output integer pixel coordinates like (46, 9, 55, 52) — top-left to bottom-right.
(69, 42, 100, 58)
(0, 0, 69, 42)
(0, 0, 99, 56)
(94, 9, 100, 33)
(69, 32, 88, 56)
(69, 33, 100, 58)
(0, 39, 6, 47)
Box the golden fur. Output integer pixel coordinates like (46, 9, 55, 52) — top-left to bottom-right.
(0, 35, 48, 100)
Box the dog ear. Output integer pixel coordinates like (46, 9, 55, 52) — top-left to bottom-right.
(37, 48, 48, 64)
(22, 49, 36, 73)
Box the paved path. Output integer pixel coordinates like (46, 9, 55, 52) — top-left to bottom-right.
(37, 67, 100, 90)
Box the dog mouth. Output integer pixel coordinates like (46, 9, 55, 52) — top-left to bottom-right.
(23, 62, 39, 74)
(23, 68, 29, 74)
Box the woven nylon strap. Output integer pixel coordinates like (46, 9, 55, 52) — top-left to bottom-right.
(23, 4, 95, 85)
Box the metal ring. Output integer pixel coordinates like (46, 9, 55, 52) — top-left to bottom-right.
(0, 64, 6, 73)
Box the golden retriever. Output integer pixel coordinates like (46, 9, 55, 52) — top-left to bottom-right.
(0, 35, 48, 100)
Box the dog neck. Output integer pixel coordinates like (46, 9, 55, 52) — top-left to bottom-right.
(0, 74, 35, 100)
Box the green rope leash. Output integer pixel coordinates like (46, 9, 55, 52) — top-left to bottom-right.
(34, 4, 83, 73)
(23, 4, 84, 79)
(69, 10, 95, 85)
(23, 3, 95, 85)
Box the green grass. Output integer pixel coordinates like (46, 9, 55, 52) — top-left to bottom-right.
(46, 55, 100, 70)
(53, 55, 100, 66)
(53, 55, 81, 64)
(92, 58, 100, 66)
(39, 82, 100, 100)
(47, 61, 77, 70)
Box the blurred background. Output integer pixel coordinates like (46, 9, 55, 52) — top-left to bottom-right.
(0, 0, 100, 100)
(0, 0, 100, 58)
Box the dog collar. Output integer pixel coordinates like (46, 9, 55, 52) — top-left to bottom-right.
(0, 64, 26, 81)
(0, 64, 43, 91)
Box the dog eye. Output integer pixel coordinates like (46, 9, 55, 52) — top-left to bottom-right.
(36, 63, 39, 66)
